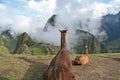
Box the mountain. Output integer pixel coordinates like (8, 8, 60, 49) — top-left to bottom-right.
(1, 12, 120, 54)
(13, 32, 35, 54)
(44, 15, 107, 53)
(14, 32, 60, 55)
(74, 29, 107, 53)
(102, 11, 120, 52)
(0, 30, 18, 53)
(43, 15, 57, 31)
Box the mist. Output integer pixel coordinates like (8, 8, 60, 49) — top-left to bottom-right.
(0, 0, 120, 49)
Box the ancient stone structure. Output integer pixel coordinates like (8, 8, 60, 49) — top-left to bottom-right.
(43, 30, 75, 80)
(74, 46, 89, 65)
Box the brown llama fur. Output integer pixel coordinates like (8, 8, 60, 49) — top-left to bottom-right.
(74, 46, 89, 65)
(43, 30, 75, 80)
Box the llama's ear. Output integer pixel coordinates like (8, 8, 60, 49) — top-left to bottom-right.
(59, 29, 68, 32)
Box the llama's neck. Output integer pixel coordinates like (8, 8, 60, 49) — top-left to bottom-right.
(60, 30, 67, 50)
(84, 46, 88, 55)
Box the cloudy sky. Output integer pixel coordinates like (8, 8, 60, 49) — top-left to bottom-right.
(0, 0, 120, 45)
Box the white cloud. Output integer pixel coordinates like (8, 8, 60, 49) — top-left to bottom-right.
(28, 0, 56, 17)
(0, 0, 120, 47)
(0, 4, 9, 30)
(0, 4, 6, 9)
(11, 15, 31, 34)
(92, 2, 108, 18)
(107, 0, 120, 14)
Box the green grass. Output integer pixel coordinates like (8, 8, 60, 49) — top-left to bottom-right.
(1, 73, 16, 80)
(70, 53, 120, 59)
(90, 53, 120, 57)
(0, 54, 29, 80)
(0, 53, 120, 80)
(118, 70, 120, 80)
(117, 76, 120, 80)
(30, 48, 45, 55)
(0, 53, 50, 80)
(0, 46, 10, 56)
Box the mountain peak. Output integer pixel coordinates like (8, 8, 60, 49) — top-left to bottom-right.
(117, 11, 120, 16)
(13, 32, 36, 54)
(43, 14, 57, 31)
(22, 32, 29, 37)
(1, 29, 13, 39)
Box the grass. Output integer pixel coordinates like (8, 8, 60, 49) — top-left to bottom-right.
(30, 48, 45, 55)
(117, 76, 120, 80)
(0, 54, 29, 80)
(117, 70, 120, 80)
(0, 46, 10, 56)
(84, 53, 120, 57)
(70, 53, 120, 60)
(0, 53, 51, 80)
(0, 52, 120, 80)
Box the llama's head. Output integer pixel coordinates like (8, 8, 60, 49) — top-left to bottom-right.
(85, 45, 88, 50)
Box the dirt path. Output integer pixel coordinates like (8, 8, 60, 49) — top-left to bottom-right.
(20, 55, 120, 80)
(73, 56, 120, 80)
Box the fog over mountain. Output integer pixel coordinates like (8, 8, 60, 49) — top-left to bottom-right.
(0, 0, 120, 49)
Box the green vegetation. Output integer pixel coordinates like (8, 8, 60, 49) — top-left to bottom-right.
(0, 46, 10, 56)
(0, 55, 29, 80)
(0, 33, 18, 53)
(0, 53, 49, 80)
(0, 52, 120, 80)
(1, 73, 16, 80)
(117, 76, 120, 80)
(106, 38, 120, 53)
(75, 30, 102, 54)
(30, 48, 45, 55)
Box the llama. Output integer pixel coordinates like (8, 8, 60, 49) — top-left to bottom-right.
(74, 45, 89, 65)
(43, 30, 75, 80)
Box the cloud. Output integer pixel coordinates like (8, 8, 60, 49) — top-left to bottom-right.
(0, 3, 9, 30)
(10, 15, 31, 34)
(28, 0, 56, 17)
(0, 0, 120, 48)
(107, 0, 120, 14)
(0, 4, 6, 9)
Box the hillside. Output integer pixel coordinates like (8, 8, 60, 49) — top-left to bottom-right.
(43, 15, 57, 31)
(42, 13, 120, 53)
(0, 30, 18, 53)
(43, 15, 107, 53)
(14, 32, 60, 55)
(0, 12, 120, 54)
(0, 53, 120, 80)
(102, 12, 120, 53)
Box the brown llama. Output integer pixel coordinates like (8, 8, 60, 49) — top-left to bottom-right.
(43, 30, 75, 80)
(74, 45, 89, 65)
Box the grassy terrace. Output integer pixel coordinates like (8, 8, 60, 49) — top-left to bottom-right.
(0, 52, 120, 80)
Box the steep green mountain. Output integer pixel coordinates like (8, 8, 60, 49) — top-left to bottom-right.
(0, 30, 18, 53)
(33, 43, 60, 55)
(1, 12, 120, 54)
(74, 29, 107, 53)
(43, 15, 57, 31)
(14, 32, 60, 55)
(43, 15, 107, 53)
(13, 32, 35, 54)
(102, 11, 120, 52)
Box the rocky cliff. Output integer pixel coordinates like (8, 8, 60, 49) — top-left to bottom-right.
(14, 32, 60, 55)
(102, 11, 120, 52)
(44, 15, 107, 53)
